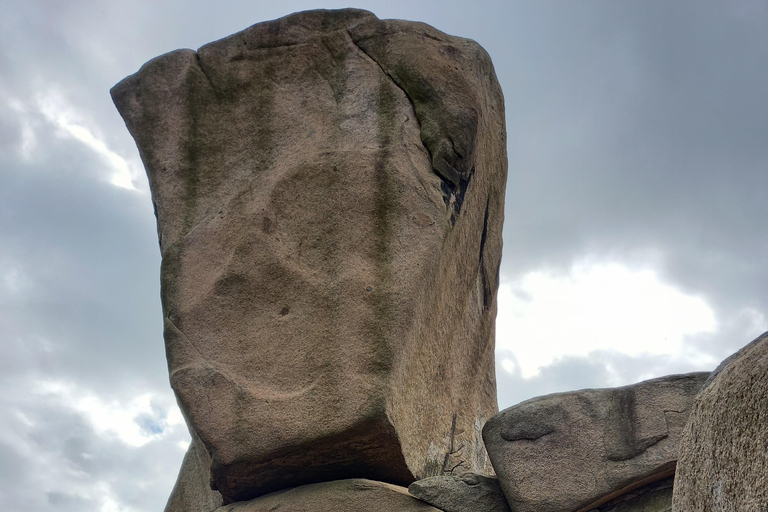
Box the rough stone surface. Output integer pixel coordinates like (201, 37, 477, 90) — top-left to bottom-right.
(483, 373, 708, 512)
(409, 473, 512, 512)
(672, 332, 768, 512)
(591, 477, 673, 512)
(212, 479, 443, 512)
(164, 434, 223, 512)
(112, 8, 506, 503)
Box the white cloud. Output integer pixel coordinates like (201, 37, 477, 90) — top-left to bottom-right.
(34, 89, 141, 190)
(496, 261, 718, 378)
(34, 380, 183, 448)
(1, 267, 32, 297)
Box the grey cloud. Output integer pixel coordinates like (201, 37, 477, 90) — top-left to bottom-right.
(1, 1, 766, 511)
(499, 1, 768, 321)
(0, 375, 187, 511)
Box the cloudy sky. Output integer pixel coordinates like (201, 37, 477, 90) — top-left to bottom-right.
(1, 1, 766, 510)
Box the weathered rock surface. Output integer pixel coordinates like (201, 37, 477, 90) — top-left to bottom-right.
(213, 479, 443, 512)
(672, 332, 768, 512)
(112, 8, 506, 503)
(483, 373, 708, 512)
(164, 434, 223, 512)
(409, 473, 512, 512)
(591, 477, 673, 512)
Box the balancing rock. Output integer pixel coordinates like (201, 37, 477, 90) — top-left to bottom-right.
(112, 8, 506, 504)
(483, 373, 708, 512)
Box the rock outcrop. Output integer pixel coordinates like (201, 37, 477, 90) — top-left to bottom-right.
(112, 8, 506, 504)
(483, 373, 708, 512)
(215, 479, 442, 512)
(164, 434, 223, 512)
(672, 332, 768, 512)
(409, 473, 512, 512)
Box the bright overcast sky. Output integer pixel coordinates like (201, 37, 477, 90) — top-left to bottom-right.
(1, 1, 767, 511)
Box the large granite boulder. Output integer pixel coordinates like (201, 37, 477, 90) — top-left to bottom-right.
(213, 479, 442, 512)
(483, 373, 708, 512)
(409, 473, 512, 512)
(672, 332, 768, 512)
(112, 8, 506, 504)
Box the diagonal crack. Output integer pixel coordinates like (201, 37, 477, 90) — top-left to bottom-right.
(344, 29, 434, 167)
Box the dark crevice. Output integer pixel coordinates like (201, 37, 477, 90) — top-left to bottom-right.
(447, 166, 474, 226)
(194, 53, 220, 96)
(478, 197, 492, 310)
(442, 413, 465, 474)
(453, 166, 473, 214)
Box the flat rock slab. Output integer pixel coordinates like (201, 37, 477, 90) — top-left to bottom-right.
(112, 8, 506, 504)
(672, 332, 768, 512)
(409, 473, 512, 512)
(214, 479, 443, 512)
(591, 477, 673, 512)
(483, 373, 708, 512)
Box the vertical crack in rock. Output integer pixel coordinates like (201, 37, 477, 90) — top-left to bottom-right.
(478, 197, 492, 311)
(442, 413, 467, 475)
(194, 52, 217, 93)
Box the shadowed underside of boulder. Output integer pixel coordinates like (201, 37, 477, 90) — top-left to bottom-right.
(483, 372, 708, 512)
(112, 8, 507, 505)
(592, 477, 673, 512)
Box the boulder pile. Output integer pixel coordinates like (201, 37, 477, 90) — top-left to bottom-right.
(112, 9, 768, 512)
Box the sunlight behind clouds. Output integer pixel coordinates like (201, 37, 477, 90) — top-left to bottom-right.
(34, 89, 140, 190)
(496, 262, 718, 378)
(35, 380, 184, 447)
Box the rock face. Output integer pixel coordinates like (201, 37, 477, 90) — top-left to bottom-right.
(164, 434, 223, 512)
(112, 8, 506, 504)
(483, 373, 708, 512)
(213, 479, 442, 512)
(409, 473, 512, 512)
(672, 332, 768, 512)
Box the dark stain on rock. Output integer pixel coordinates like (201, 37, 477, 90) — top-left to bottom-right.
(262, 216, 273, 234)
(478, 197, 492, 311)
